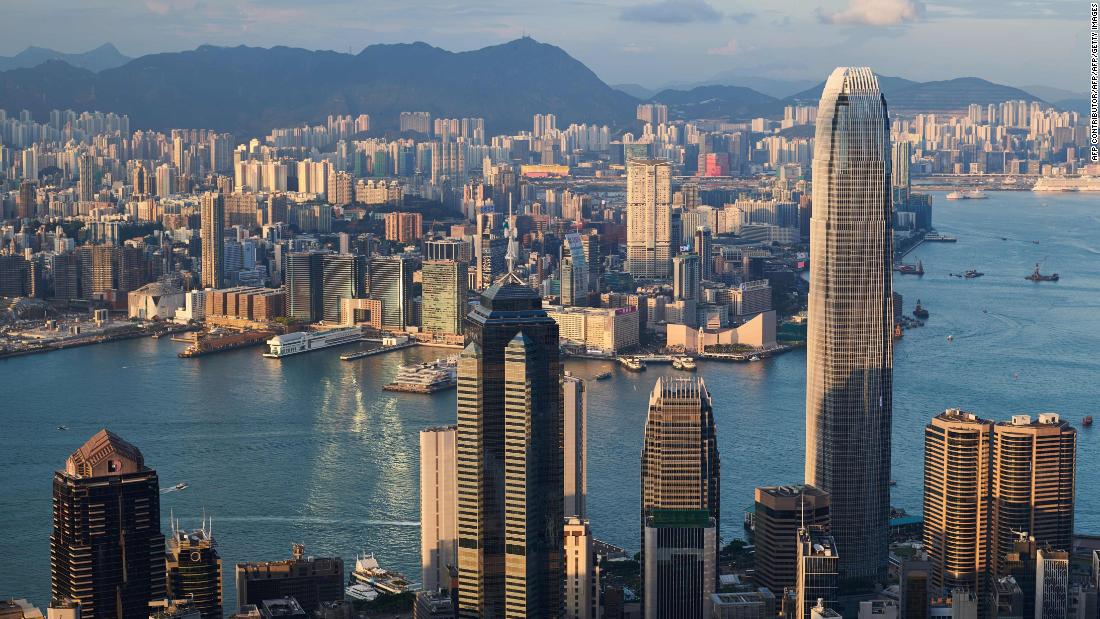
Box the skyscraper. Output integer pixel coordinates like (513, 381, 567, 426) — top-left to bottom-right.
(51, 430, 166, 619)
(456, 275, 563, 618)
(796, 527, 839, 619)
(321, 253, 366, 323)
(1035, 548, 1069, 619)
(422, 260, 468, 335)
(200, 192, 225, 289)
(166, 521, 222, 619)
(805, 67, 894, 583)
(640, 377, 720, 616)
(923, 409, 993, 602)
(753, 485, 831, 596)
(564, 374, 587, 519)
(693, 226, 713, 281)
(626, 159, 673, 279)
(420, 425, 458, 594)
(564, 517, 598, 619)
(369, 255, 415, 330)
(285, 251, 325, 323)
(991, 414, 1076, 575)
(77, 153, 94, 202)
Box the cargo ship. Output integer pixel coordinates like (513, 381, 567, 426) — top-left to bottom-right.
(383, 356, 458, 393)
(262, 328, 363, 358)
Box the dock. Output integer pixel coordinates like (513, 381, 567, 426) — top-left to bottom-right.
(339, 340, 416, 361)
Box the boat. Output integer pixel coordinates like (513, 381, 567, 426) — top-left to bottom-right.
(621, 357, 646, 372)
(894, 260, 924, 275)
(946, 191, 966, 200)
(964, 269, 984, 279)
(749, 355, 761, 362)
(913, 300, 929, 319)
(923, 232, 957, 242)
(263, 328, 363, 358)
(594, 371, 612, 381)
(1025, 263, 1059, 282)
(344, 583, 379, 602)
(894, 324, 903, 339)
(965, 190, 988, 199)
(348, 553, 412, 596)
(947, 335, 954, 342)
(1083, 416, 1093, 427)
(173, 482, 188, 491)
(672, 356, 696, 371)
(383, 356, 458, 393)
(56, 425, 68, 431)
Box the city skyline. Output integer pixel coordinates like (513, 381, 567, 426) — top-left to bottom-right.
(0, 1, 1087, 92)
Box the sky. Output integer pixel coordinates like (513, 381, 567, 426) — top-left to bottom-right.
(0, 0, 1088, 93)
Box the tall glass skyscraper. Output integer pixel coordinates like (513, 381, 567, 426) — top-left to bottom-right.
(805, 66, 893, 583)
(456, 274, 563, 618)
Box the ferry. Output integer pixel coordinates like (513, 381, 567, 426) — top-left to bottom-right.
(945, 190, 988, 200)
(923, 232, 957, 243)
(346, 553, 412, 598)
(621, 357, 647, 372)
(672, 356, 697, 371)
(895, 260, 924, 275)
(383, 356, 458, 393)
(263, 328, 363, 358)
(594, 371, 612, 381)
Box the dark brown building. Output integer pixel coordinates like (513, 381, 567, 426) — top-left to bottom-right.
(51, 430, 166, 619)
(753, 484, 830, 596)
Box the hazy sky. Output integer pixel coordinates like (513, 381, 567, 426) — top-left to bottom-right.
(0, 0, 1088, 92)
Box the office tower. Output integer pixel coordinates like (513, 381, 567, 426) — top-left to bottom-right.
(285, 251, 325, 323)
(77, 153, 94, 202)
(642, 509, 717, 619)
(564, 517, 598, 619)
(581, 231, 602, 293)
(795, 528, 839, 619)
(1035, 548, 1069, 619)
(561, 233, 589, 307)
(235, 545, 343, 614)
(672, 254, 700, 302)
(564, 375, 587, 519)
(899, 556, 931, 619)
(710, 590, 777, 618)
(321, 254, 366, 323)
(51, 430, 166, 619)
(640, 377, 720, 538)
(923, 409, 993, 601)
(425, 238, 470, 262)
(694, 226, 713, 280)
(625, 159, 673, 279)
(891, 141, 912, 205)
(754, 485, 830, 596)
(993, 576, 1025, 619)
(369, 255, 415, 330)
(165, 522, 222, 619)
(413, 590, 455, 619)
(640, 377, 719, 617)
(422, 260, 468, 335)
(456, 276, 563, 618)
(991, 414, 1076, 574)
(805, 67, 894, 583)
(200, 192, 225, 289)
(420, 426, 458, 594)
(1004, 535, 1039, 619)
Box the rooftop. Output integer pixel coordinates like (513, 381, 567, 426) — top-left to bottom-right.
(65, 428, 145, 478)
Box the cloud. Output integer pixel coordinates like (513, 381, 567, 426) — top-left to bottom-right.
(620, 0, 721, 24)
(706, 39, 739, 56)
(728, 11, 756, 24)
(621, 43, 652, 54)
(818, 0, 924, 26)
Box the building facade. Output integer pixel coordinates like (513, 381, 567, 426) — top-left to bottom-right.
(626, 159, 673, 279)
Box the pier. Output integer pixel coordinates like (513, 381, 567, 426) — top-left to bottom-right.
(339, 340, 416, 361)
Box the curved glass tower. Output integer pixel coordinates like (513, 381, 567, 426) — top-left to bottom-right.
(805, 67, 893, 584)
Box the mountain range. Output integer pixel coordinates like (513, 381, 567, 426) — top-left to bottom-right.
(0, 39, 1072, 136)
(0, 43, 130, 72)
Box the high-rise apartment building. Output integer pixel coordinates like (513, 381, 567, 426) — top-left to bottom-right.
(369, 255, 415, 330)
(626, 159, 673, 279)
(422, 260, 468, 335)
(400, 112, 432, 134)
(991, 414, 1076, 575)
(923, 409, 993, 601)
(796, 527, 839, 619)
(420, 426, 458, 594)
(753, 485, 830, 596)
(805, 67, 894, 583)
(456, 276, 563, 618)
(77, 153, 94, 202)
(564, 374, 587, 519)
(51, 430, 166, 619)
(384, 212, 423, 243)
(200, 192, 225, 289)
(166, 522, 222, 619)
